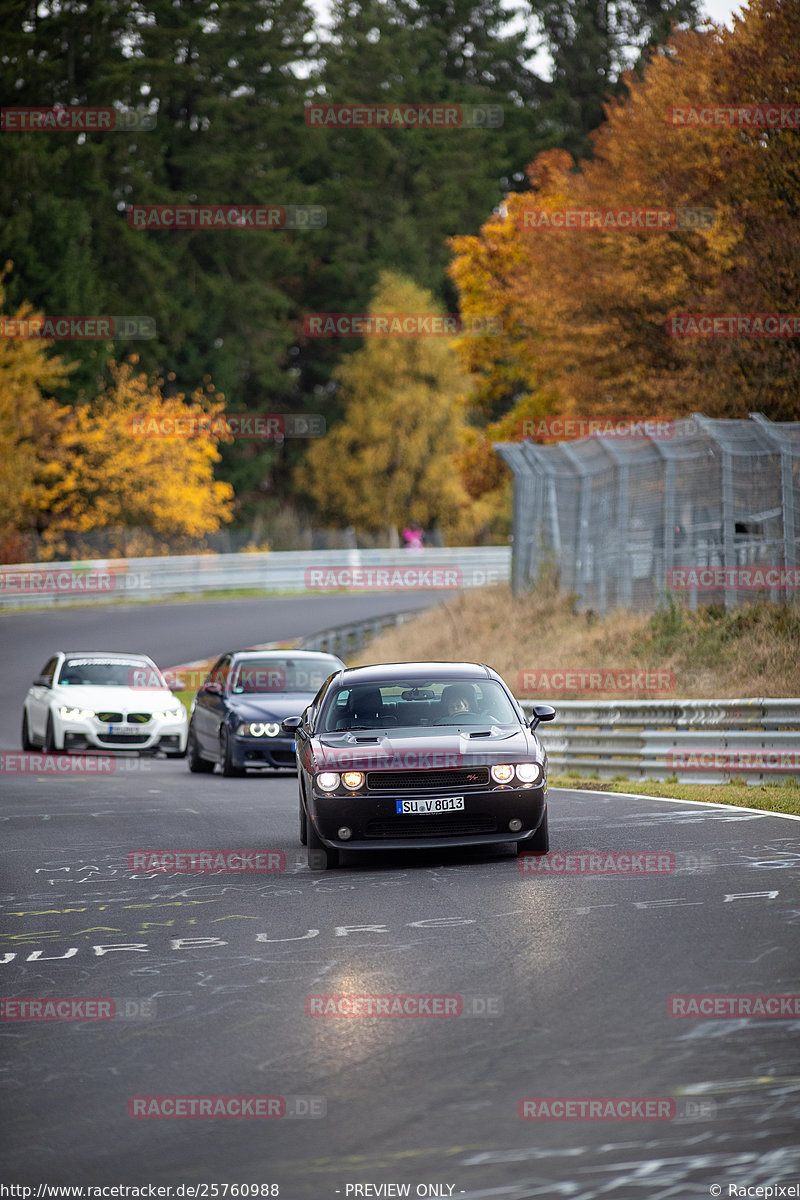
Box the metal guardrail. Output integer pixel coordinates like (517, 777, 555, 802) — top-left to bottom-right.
(520, 698, 800, 785)
(297, 609, 426, 657)
(0, 547, 510, 608)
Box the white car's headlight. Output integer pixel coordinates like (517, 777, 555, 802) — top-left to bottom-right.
(58, 706, 94, 720)
(151, 708, 185, 721)
(235, 722, 280, 737)
(515, 762, 544, 785)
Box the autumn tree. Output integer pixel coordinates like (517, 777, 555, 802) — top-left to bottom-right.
(295, 273, 473, 539)
(0, 269, 73, 561)
(448, 0, 800, 502)
(0, 271, 235, 559)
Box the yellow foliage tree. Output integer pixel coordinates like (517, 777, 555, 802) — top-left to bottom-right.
(296, 272, 474, 538)
(36, 360, 235, 559)
(0, 271, 235, 560)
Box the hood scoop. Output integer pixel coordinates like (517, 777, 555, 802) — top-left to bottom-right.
(353, 735, 380, 743)
(468, 729, 493, 738)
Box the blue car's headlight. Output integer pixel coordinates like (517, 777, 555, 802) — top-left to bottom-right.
(235, 722, 281, 737)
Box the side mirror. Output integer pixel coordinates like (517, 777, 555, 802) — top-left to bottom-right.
(202, 680, 223, 695)
(281, 715, 303, 733)
(530, 704, 556, 730)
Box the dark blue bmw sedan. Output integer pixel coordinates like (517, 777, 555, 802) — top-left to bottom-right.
(187, 650, 345, 776)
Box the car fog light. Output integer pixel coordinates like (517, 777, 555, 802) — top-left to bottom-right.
(338, 827, 352, 840)
(509, 818, 523, 832)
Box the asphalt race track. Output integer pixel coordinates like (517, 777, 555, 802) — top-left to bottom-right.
(1, 598, 799, 1198)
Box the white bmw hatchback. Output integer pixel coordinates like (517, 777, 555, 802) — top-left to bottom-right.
(21, 651, 187, 756)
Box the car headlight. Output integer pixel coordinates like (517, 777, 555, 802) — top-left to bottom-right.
(152, 708, 185, 721)
(235, 722, 280, 737)
(515, 762, 544, 785)
(316, 772, 340, 791)
(491, 764, 515, 783)
(341, 771, 364, 790)
(58, 706, 94, 720)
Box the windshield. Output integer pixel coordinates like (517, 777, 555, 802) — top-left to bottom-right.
(319, 679, 519, 732)
(58, 658, 156, 687)
(230, 657, 337, 695)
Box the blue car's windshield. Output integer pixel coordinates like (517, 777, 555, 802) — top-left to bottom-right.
(320, 679, 518, 732)
(230, 657, 336, 695)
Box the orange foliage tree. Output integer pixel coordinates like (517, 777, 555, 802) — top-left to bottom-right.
(448, 0, 800, 498)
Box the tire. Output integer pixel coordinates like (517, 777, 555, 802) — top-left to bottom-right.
(187, 724, 214, 774)
(220, 728, 245, 778)
(307, 819, 338, 870)
(519, 807, 548, 855)
(21, 710, 36, 751)
(299, 791, 308, 845)
(44, 712, 57, 752)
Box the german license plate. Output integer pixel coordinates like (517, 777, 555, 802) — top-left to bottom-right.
(107, 724, 137, 735)
(396, 796, 465, 815)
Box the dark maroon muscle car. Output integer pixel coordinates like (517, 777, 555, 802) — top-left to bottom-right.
(281, 660, 556, 870)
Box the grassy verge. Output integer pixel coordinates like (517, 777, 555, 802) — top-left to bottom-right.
(549, 773, 800, 815)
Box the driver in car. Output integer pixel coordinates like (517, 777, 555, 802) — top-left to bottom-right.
(440, 683, 478, 718)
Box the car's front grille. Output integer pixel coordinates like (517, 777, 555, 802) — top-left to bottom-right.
(127, 713, 152, 724)
(364, 815, 497, 838)
(96, 734, 150, 745)
(366, 767, 490, 791)
(96, 711, 123, 723)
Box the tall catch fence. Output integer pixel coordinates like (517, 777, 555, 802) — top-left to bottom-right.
(495, 413, 800, 613)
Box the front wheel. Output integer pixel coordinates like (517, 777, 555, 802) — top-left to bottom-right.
(44, 713, 57, 752)
(21, 710, 36, 751)
(519, 808, 548, 855)
(187, 724, 214, 773)
(299, 792, 308, 845)
(307, 819, 338, 870)
(220, 728, 245, 778)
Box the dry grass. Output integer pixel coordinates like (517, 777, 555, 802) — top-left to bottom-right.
(352, 583, 800, 699)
